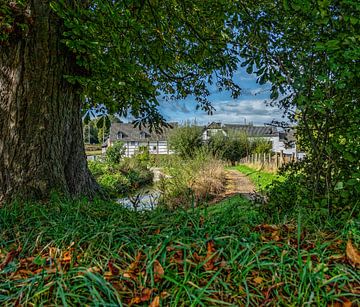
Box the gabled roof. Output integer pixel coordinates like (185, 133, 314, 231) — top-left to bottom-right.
(109, 123, 172, 142)
(205, 123, 278, 137)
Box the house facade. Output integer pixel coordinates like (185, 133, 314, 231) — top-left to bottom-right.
(103, 123, 174, 157)
(103, 121, 299, 157)
(203, 122, 298, 156)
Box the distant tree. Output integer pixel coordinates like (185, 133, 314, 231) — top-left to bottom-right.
(207, 130, 250, 165)
(169, 125, 203, 158)
(251, 138, 272, 154)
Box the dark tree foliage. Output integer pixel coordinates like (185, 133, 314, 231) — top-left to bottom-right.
(236, 0, 360, 207)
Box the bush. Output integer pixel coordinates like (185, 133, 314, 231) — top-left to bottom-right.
(105, 141, 125, 164)
(207, 130, 250, 165)
(97, 173, 131, 196)
(168, 124, 203, 158)
(251, 138, 272, 154)
(88, 156, 154, 197)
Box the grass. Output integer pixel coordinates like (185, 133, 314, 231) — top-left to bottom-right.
(0, 195, 359, 306)
(231, 164, 285, 192)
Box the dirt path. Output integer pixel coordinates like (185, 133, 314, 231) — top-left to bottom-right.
(223, 169, 256, 199)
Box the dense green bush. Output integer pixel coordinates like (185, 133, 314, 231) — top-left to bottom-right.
(88, 154, 153, 197)
(105, 141, 126, 164)
(168, 124, 203, 158)
(207, 130, 250, 165)
(97, 173, 131, 196)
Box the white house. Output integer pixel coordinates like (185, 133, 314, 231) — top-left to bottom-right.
(103, 121, 300, 158)
(103, 123, 174, 157)
(203, 122, 299, 156)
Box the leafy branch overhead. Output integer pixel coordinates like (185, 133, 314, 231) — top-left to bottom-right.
(43, 0, 241, 128)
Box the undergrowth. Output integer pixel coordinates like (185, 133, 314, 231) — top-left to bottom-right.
(0, 194, 359, 306)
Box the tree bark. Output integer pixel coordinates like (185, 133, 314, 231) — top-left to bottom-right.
(0, 1, 100, 202)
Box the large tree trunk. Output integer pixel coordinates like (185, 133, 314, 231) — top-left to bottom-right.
(0, 1, 100, 202)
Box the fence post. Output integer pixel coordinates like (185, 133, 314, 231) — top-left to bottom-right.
(280, 150, 284, 167)
(276, 153, 279, 168)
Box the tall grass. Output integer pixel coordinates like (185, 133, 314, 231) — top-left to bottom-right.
(158, 150, 225, 209)
(0, 194, 359, 306)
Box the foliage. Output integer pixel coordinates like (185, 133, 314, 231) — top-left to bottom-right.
(251, 138, 272, 154)
(105, 141, 125, 164)
(158, 149, 225, 209)
(0, 196, 359, 305)
(42, 0, 243, 129)
(88, 158, 153, 196)
(207, 130, 250, 165)
(97, 173, 130, 196)
(168, 124, 203, 158)
(237, 1, 360, 208)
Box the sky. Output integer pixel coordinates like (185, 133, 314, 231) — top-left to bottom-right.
(157, 67, 286, 126)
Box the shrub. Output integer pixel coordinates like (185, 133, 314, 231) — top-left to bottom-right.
(251, 138, 272, 154)
(97, 173, 131, 196)
(105, 141, 125, 164)
(168, 124, 203, 158)
(207, 130, 250, 165)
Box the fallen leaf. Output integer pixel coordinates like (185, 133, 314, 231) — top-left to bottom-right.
(0, 246, 22, 270)
(108, 260, 119, 276)
(160, 291, 169, 299)
(346, 240, 360, 266)
(62, 251, 72, 263)
(153, 260, 164, 282)
(154, 228, 161, 235)
(129, 297, 141, 306)
(271, 230, 281, 241)
(123, 251, 142, 280)
(141, 288, 152, 302)
(254, 277, 264, 284)
(255, 224, 279, 232)
(149, 295, 160, 307)
(204, 240, 217, 271)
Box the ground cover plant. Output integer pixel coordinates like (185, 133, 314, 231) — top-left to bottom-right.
(0, 195, 359, 306)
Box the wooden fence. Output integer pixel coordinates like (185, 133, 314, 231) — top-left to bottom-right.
(239, 151, 298, 169)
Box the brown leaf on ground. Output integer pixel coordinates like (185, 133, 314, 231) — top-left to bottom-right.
(154, 228, 161, 235)
(129, 297, 142, 306)
(253, 277, 264, 284)
(149, 295, 160, 307)
(0, 246, 22, 270)
(141, 288, 153, 302)
(62, 251, 72, 263)
(204, 240, 217, 271)
(255, 224, 279, 232)
(327, 296, 352, 307)
(346, 240, 360, 266)
(123, 251, 142, 279)
(153, 260, 164, 282)
(108, 260, 120, 276)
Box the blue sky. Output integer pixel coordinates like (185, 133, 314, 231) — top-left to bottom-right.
(157, 67, 285, 126)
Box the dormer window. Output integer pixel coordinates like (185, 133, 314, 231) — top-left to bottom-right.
(140, 131, 147, 139)
(117, 132, 123, 139)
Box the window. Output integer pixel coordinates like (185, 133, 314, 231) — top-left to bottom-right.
(117, 132, 123, 139)
(140, 132, 146, 139)
(131, 141, 137, 146)
(153, 146, 157, 151)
